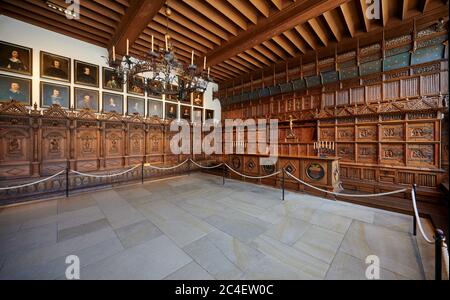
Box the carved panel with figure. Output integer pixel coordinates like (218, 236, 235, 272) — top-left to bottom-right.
(76, 130, 98, 159)
(42, 130, 66, 160)
(407, 144, 435, 167)
(380, 144, 404, 165)
(0, 129, 30, 162)
(408, 124, 435, 141)
(105, 131, 123, 157)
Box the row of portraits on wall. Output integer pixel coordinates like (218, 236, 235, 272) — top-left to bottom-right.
(0, 73, 214, 120)
(0, 40, 204, 105)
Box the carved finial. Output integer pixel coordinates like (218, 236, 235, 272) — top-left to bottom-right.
(33, 102, 38, 110)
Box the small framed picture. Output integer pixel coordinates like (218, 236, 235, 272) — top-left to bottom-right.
(165, 102, 178, 120)
(193, 91, 203, 107)
(40, 51, 70, 82)
(127, 96, 145, 116)
(166, 84, 178, 102)
(74, 87, 99, 111)
(193, 108, 203, 123)
(180, 105, 191, 121)
(148, 99, 163, 118)
(127, 75, 145, 96)
(103, 92, 124, 114)
(103, 67, 123, 92)
(40, 82, 70, 108)
(0, 74, 32, 105)
(74, 60, 99, 87)
(206, 109, 214, 120)
(0, 41, 32, 76)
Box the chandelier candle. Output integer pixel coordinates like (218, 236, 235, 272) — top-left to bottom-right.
(126, 39, 129, 56)
(191, 51, 194, 65)
(204, 56, 206, 69)
(112, 46, 116, 61)
(151, 35, 154, 52)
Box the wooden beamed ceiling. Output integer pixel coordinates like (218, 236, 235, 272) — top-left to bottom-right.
(1, 0, 448, 84)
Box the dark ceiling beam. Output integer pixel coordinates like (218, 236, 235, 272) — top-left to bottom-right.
(108, 0, 165, 54)
(200, 0, 350, 67)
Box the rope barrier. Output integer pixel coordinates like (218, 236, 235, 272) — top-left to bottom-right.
(411, 186, 434, 244)
(70, 165, 140, 178)
(284, 170, 408, 198)
(144, 159, 189, 170)
(189, 159, 224, 169)
(224, 163, 281, 179)
(0, 170, 65, 191)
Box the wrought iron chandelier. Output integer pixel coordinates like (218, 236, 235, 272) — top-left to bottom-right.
(105, 5, 212, 101)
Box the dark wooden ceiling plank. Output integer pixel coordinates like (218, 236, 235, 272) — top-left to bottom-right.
(23, 0, 115, 35)
(146, 23, 209, 53)
(152, 14, 215, 50)
(206, 0, 248, 30)
(158, 8, 222, 46)
(108, 0, 165, 54)
(202, 0, 349, 66)
(182, 0, 239, 35)
(167, 1, 230, 41)
(49, 0, 117, 28)
(6, 0, 112, 40)
(1, 9, 107, 47)
(92, 0, 126, 15)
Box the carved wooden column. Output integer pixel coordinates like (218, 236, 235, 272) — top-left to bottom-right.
(69, 118, 76, 171)
(98, 120, 104, 170)
(30, 115, 40, 177)
(123, 121, 129, 167)
(144, 123, 148, 163)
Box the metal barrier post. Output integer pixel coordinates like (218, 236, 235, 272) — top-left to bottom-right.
(141, 162, 144, 184)
(435, 229, 444, 280)
(65, 167, 69, 198)
(282, 168, 285, 201)
(412, 184, 417, 236)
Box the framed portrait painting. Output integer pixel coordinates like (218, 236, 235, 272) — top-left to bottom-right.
(74, 87, 99, 111)
(0, 41, 32, 76)
(127, 75, 145, 96)
(40, 51, 70, 82)
(205, 109, 214, 120)
(127, 96, 145, 116)
(165, 102, 178, 120)
(102, 67, 123, 92)
(103, 92, 124, 114)
(40, 82, 70, 109)
(0, 74, 31, 105)
(180, 105, 191, 121)
(148, 99, 163, 118)
(192, 91, 203, 107)
(74, 60, 99, 87)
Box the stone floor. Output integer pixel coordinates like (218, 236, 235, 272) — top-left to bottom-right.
(0, 173, 436, 280)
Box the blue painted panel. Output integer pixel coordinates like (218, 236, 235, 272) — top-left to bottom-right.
(305, 75, 321, 87)
(339, 66, 358, 80)
(259, 87, 270, 98)
(383, 52, 410, 71)
(292, 78, 305, 90)
(385, 45, 411, 57)
(321, 71, 338, 84)
(411, 44, 444, 65)
(360, 60, 382, 76)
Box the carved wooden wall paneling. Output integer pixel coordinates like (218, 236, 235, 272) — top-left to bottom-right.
(0, 103, 199, 180)
(221, 62, 449, 193)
